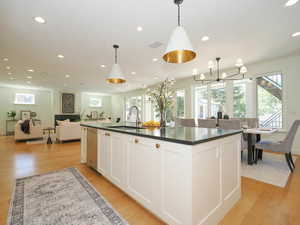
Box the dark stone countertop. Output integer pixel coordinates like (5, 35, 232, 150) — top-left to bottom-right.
(80, 122, 242, 145)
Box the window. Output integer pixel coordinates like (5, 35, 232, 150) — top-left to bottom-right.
(14, 93, 35, 105)
(125, 96, 142, 121)
(195, 86, 208, 119)
(143, 95, 152, 122)
(176, 90, 185, 118)
(257, 74, 282, 128)
(210, 83, 226, 117)
(89, 96, 102, 107)
(233, 80, 246, 118)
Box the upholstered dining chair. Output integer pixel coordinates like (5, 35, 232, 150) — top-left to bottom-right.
(175, 118, 196, 127)
(197, 119, 216, 128)
(255, 120, 300, 172)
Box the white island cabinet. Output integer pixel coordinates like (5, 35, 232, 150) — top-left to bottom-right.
(80, 126, 241, 225)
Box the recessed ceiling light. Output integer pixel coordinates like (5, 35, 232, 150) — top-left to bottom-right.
(101, 64, 106, 68)
(34, 16, 46, 24)
(131, 72, 136, 75)
(137, 26, 143, 32)
(292, 32, 300, 37)
(26, 76, 32, 79)
(27, 69, 34, 72)
(285, 0, 299, 7)
(5, 66, 11, 70)
(57, 54, 64, 58)
(27, 81, 31, 84)
(3, 58, 8, 61)
(154, 76, 158, 79)
(8, 72, 12, 75)
(10, 77, 16, 80)
(65, 74, 70, 78)
(201, 36, 210, 42)
(152, 58, 158, 62)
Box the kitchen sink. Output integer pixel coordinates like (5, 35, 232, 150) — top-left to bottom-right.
(108, 126, 145, 130)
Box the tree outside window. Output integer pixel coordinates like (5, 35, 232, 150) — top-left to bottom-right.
(176, 90, 185, 118)
(233, 81, 246, 118)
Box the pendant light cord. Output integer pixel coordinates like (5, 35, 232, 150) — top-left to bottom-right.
(115, 47, 117, 64)
(177, 3, 181, 26)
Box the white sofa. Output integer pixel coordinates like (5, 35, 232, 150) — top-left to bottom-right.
(56, 122, 81, 142)
(14, 120, 43, 141)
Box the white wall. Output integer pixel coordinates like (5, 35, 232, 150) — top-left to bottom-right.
(112, 52, 300, 153)
(0, 87, 114, 135)
(0, 86, 54, 135)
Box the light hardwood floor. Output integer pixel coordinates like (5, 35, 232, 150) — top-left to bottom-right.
(0, 136, 299, 225)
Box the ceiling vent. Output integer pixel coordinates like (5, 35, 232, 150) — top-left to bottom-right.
(148, 41, 163, 48)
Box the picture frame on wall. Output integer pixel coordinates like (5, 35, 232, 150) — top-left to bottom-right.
(61, 93, 75, 114)
(20, 110, 31, 120)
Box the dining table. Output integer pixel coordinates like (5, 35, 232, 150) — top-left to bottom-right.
(243, 128, 278, 165)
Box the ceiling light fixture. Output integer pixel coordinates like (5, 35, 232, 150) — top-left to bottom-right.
(65, 74, 70, 78)
(285, 0, 299, 7)
(101, 64, 106, 68)
(152, 58, 158, 62)
(26, 76, 32, 79)
(34, 16, 46, 24)
(106, 45, 126, 84)
(10, 77, 16, 80)
(154, 76, 158, 79)
(194, 57, 248, 82)
(201, 36, 210, 42)
(131, 72, 136, 75)
(292, 32, 300, 37)
(3, 58, 8, 61)
(27, 81, 31, 84)
(8, 72, 12, 75)
(57, 54, 64, 59)
(137, 26, 143, 32)
(5, 66, 11, 70)
(163, 0, 196, 63)
(27, 69, 34, 72)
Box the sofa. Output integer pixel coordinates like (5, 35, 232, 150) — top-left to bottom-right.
(14, 120, 43, 141)
(56, 122, 81, 142)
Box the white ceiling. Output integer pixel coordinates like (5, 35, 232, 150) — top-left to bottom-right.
(0, 0, 299, 93)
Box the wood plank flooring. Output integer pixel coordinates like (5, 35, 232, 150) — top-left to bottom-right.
(0, 136, 299, 225)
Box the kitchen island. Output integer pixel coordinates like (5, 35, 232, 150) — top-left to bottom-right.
(80, 123, 242, 225)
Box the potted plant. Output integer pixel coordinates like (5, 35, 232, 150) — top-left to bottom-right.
(146, 78, 175, 127)
(7, 110, 16, 120)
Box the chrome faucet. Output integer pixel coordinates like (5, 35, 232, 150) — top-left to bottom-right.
(128, 106, 141, 127)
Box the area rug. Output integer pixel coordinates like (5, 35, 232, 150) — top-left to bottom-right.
(7, 168, 129, 225)
(241, 151, 297, 187)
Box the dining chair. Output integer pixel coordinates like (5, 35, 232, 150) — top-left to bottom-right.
(197, 119, 216, 128)
(218, 119, 242, 130)
(175, 118, 196, 127)
(255, 120, 300, 172)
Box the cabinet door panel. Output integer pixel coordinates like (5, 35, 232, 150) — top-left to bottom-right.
(126, 140, 161, 211)
(98, 132, 111, 176)
(222, 140, 239, 201)
(110, 134, 124, 187)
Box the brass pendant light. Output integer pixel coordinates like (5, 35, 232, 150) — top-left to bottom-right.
(163, 0, 196, 64)
(106, 45, 126, 84)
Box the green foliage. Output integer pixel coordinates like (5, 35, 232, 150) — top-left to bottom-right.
(233, 84, 246, 118)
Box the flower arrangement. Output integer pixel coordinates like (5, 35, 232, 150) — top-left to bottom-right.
(7, 110, 16, 120)
(146, 78, 175, 127)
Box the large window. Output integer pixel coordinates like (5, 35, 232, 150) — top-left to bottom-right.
(233, 80, 246, 118)
(210, 83, 226, 117)
(257, 74, 282, 128)
(176, 90, 185, 118)
(14, 93, 35, 105)
(125, 96, 142, 121)
(195, 86, 208, 119)
(89, 96, 102, 107)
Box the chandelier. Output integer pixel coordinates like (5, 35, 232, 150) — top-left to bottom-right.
(193, 57, 248, 82)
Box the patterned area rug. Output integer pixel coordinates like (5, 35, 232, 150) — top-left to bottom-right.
(7, 168, 129, 225)
(242, 151, 297, 187)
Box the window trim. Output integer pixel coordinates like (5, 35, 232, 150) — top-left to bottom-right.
(175, 89, 186, 118)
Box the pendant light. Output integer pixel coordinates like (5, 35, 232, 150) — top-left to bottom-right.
(106, 45, 126, 84)
(163, 0, 196, 64)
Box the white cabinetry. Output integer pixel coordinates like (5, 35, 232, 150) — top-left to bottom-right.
(80, 127, 87, 163)
(126, 136, 162, 214)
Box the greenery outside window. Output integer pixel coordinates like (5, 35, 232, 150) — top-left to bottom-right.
(210, 83, 226, 117)
(176, 90, 185, 118)
(194, 86, 208, 119)
(14, 93, 35, 105)
(233, 80, 246, 118)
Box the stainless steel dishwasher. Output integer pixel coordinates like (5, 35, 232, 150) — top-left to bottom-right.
(86, 128, 98, 170)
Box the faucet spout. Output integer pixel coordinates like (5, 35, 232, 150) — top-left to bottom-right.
(128, 106, 141, 127)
